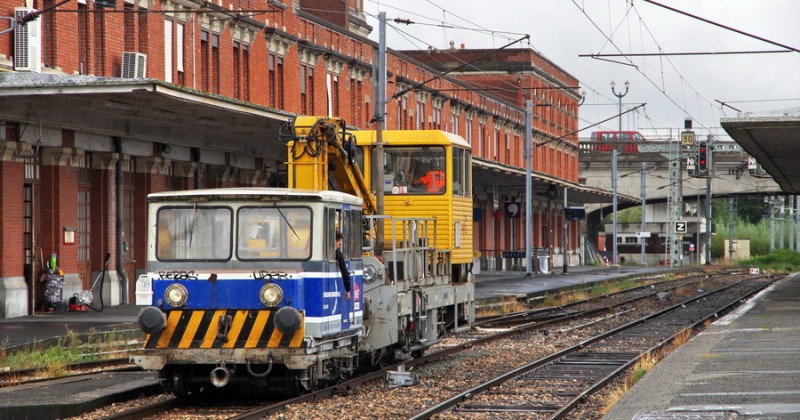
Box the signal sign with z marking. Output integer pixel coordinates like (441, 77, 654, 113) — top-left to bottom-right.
(675, 221, 687, 233)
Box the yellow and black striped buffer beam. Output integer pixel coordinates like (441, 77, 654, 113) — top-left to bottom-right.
(144, 309, 305, 349)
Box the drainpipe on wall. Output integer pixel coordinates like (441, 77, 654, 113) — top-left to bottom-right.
(114, 137, 128, 303)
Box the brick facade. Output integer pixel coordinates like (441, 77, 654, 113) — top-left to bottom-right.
(0, 0, 582, 316)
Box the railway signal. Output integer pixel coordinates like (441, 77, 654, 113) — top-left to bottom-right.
(696, 141, 708, 175)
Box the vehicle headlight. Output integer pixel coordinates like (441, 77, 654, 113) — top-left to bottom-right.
(363, 263, 379, 283)
(164, 284, 188, 307)
(260, 283, 283, 307)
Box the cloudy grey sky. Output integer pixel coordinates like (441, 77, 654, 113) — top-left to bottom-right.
(364, 0, 800, 140)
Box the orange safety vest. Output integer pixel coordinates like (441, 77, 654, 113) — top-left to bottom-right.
(419, 170, 445, 193)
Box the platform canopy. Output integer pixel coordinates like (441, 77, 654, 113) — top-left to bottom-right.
(0, 73, 291, 162)
(471, 157, 640, 206)
(722, 112, 800, 194)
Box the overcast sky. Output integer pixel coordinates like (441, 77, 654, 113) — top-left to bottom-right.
(364, 0, 800, 140)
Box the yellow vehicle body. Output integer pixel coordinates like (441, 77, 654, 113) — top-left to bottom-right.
(286, 117, 473, 267)
(351, 130, 473, 266)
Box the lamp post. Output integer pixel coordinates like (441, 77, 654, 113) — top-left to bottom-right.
(610, 81, 628, 266)
(611, 80, 630, 131)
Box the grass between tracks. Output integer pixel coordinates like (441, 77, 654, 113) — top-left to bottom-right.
(0, 329, 135, 373)
(540, 279, 641, 307)
(477, 278, 655, 317)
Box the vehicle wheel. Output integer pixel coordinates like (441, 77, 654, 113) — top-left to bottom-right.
(171, 371, 195, 399)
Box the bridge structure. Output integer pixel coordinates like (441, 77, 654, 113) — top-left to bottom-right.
(577, 138, 782, 266)
(578, 139, 781, 203)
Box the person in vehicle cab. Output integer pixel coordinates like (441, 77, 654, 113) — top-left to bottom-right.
(335, 230, 351, 300)
(413, 165, 445, 193)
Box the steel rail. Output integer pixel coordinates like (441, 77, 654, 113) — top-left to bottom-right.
(409, 275, 776, 419)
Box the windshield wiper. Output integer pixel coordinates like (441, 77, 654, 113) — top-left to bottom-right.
(273, 204, 300, 240)
(189, 203, 197, 247)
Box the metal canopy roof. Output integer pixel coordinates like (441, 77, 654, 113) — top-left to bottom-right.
(0, 73, 291, 161)
(721, 114, 800, 194)
(472, 157, 639, 205)
(0, 73, 627, 205)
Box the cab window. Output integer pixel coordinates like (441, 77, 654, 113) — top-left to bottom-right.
(374, 146, 446, 195)
(156, 206, 232, 261)
(237, 207, 312, 260)
(453, 147, 471, 197)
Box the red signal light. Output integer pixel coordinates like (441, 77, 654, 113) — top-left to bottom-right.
(697, 141, 708, 173)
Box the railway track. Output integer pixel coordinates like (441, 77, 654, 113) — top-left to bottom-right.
(412, 275, 776, 419)
(64, 271, 770, 419)
(0, 358, 140, 387)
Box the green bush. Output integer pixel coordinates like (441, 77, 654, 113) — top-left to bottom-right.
(736, 249, 800, 273)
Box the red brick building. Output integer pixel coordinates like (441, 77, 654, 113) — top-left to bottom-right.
(0, 0, 611, 318)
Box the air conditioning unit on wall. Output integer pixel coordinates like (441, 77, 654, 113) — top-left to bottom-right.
(14, 7, 42, 72)
(121, 52, 147, 78)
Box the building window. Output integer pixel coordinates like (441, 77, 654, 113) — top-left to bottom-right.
(349, 77, 355, 122)
(175, 23, 186, 74)
(332, 74, 340, 116)
(23, 155, 40, 181)
(477, 121, 485, 158)
(23, 151, 40, 268)
(212, 33, 220, 94)
(494, 128, 500, 160)
(307, 66, 314, 114)
(123, 3, 135, 51)
(415, 102, 425, 130)
(24, 185, 35, 266)
(137, 7, 148, 51)
(356, 79, 363, 126)
(242, 43, 250, 101)
(42, 0, 57, 68)
(92, 4, 106, 75)
(347, 77, 363, 126)
(400, 97, 408, 129)
(505, 132, 510, 162)
(78, 3, 89, 74)
(300, 65, 307, 114)
(164, 20, 173, 83)
(233, 41, 241, 99)
(269, 54, 275, 107)
(277, 56, 284, 109)
(465, 115, 473, 146)
(77, 189, 91, 263)
(200, 30, 209, 91)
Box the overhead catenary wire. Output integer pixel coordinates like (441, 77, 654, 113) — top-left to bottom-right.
(380, 13, 591, 136)
(643, 0, 800, 54)
(368, 1, 659, 136)
(572, 0, 724, 134)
